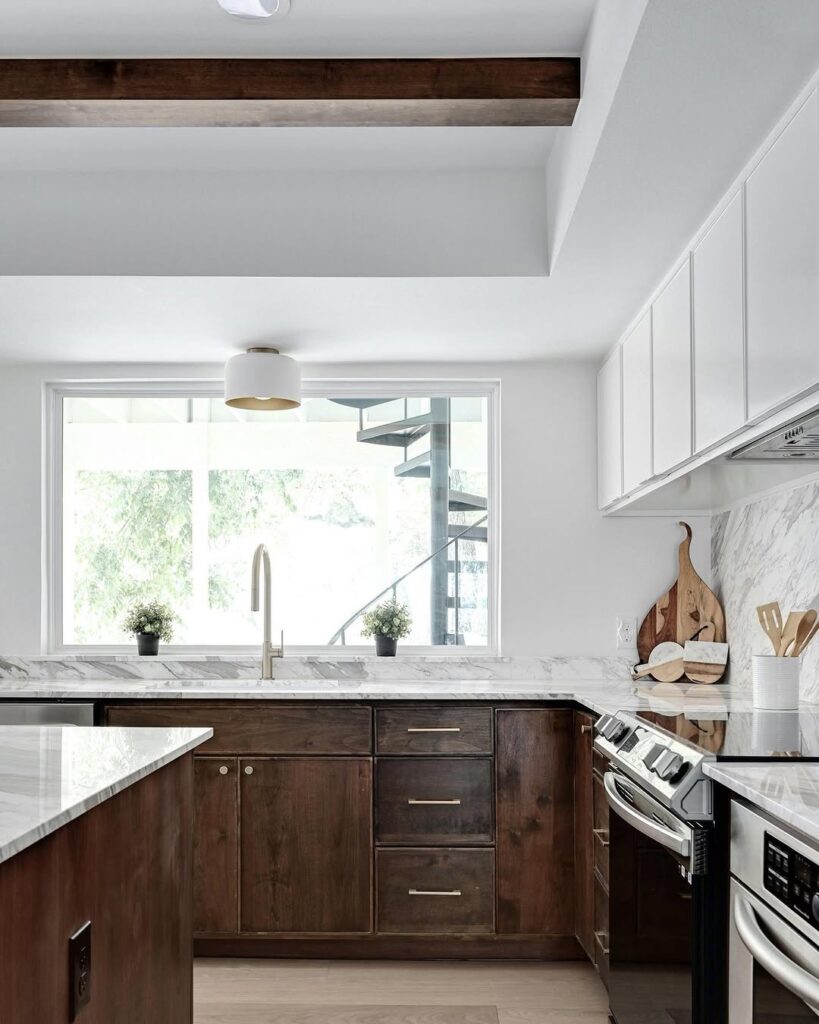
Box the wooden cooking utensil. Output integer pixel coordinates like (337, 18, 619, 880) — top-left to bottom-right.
(756, 602, 783, 655)
(637, 523, 726, 665)
(778, 610, 813, 657)
(791, 611, 818, 657)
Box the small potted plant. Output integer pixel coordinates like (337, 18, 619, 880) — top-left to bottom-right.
(122, 601, 176, 656)
(361, 598, 412, 657)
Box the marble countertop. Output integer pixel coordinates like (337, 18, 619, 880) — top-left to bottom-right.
(705, 761, 819, 845)
(0, 675, 768, 718)
(0, 725, 212, 865)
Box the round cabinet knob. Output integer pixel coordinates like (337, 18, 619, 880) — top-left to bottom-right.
(244, 765, 254, 775)
(219, 765, 229, 776)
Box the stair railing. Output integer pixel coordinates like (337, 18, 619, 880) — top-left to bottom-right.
(328, 514, 488, 646)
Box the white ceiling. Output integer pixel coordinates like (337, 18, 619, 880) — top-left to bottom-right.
(0, 126, 557, 174)
(2, 0, 819, 364)
(0, 0, 596, 58)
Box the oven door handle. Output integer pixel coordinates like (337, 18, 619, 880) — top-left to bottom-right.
(734, 894, 819, 1011)
(603, 772, 691, 857)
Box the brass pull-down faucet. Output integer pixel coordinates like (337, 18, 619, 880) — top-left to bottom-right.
(251, 543, 284, 679)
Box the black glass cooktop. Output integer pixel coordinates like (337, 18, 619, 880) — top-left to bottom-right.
(634, 707, 819, 761)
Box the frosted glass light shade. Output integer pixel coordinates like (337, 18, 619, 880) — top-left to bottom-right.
(217, 0, 290, 17)
(224, 348, 302, 410)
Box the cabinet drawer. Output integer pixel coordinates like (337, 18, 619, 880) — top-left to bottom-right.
(376, 707, 492, 754)
(105, 704, 372, 755)
(376, 848, 494, 934)
(376, 758, 493, 845)
(592, 772, 610, 886)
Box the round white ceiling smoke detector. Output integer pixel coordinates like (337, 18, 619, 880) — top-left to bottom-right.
(217, 0, 290, 18)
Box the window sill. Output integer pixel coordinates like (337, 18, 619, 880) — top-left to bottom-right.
(47, 646, 497, 659)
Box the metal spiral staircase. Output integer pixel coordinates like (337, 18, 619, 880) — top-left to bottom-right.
(328, 397, 488, 646)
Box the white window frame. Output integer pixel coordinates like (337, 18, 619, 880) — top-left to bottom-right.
(45, 377, 501, 656)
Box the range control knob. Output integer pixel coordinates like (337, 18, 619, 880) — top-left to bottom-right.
(643, 743, 667, 770)
(600, 717, 623, 741)
(812, 893, 819, 926)
(657, 753, 687, 782)
(610, 722, 631, 745)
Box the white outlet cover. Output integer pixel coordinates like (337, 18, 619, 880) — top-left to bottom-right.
(616, 617, 637, 649)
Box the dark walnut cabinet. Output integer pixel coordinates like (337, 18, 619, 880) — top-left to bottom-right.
(104, 701, 588, 959)
(574, 710, 595, 959)
(193, 756, 239, 934)
(240, 757, 372, 934)
(0, 754, 194, 1023)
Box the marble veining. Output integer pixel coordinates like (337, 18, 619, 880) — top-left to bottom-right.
(705, 762, 819, 844)
(711, 478, 819, 701)
(0, 654, 632, 683)
(0, 675, 777, 720)
(0, 725, 211, 865)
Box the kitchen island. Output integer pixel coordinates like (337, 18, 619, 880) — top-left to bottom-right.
(0, 724, 211, 1023)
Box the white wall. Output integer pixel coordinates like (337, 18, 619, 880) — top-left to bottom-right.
(0, 359, 710, 656)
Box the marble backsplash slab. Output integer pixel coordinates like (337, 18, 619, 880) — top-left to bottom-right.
(712, 477, 819, 701)
(0, 654, 632, 683)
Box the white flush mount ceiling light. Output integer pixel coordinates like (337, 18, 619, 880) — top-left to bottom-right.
(224, 347, 302, 410)
(217, 0, 290, 19)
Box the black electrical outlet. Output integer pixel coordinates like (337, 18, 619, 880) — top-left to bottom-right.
(68, 921, 91, 1021)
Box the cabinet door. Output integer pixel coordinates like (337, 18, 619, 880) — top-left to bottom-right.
(194, 756, 239, 935)
(621, 311, 653, 493)
(573, 712, 595, 959)
(496, 709, 574, 936)
(240, 757, 372, 934)
(652, 260, 692, 474)
(597, 347, 622, 508)
(693, 190, 746, 451)
(746, 88, 819, 418)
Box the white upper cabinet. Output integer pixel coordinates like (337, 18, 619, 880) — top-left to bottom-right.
(651, 260, 692, 475)
(621, 311, 653, 493)
(692, 190, 746, 451)
(746, 88, 819, 419)
(597, 347, 622, 508)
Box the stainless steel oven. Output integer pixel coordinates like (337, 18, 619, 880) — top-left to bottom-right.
(594, 711, 728, 1024)
(604, 768, 722, 1024)
(730, 800, 819, 1021)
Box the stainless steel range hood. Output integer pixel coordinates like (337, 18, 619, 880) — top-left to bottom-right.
(729, 407, 819, 460)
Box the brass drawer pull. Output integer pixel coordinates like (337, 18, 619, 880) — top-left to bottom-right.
(581, 723, 594, 734)
(594, 930, 610, 956)
(408, 889, 462, 897)
(406, 727, 461, 733)
(593, 828, 610, 847)
(407, 798, 462, 806)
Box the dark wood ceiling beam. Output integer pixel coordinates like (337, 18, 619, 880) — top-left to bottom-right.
(0, 57, 580, 127)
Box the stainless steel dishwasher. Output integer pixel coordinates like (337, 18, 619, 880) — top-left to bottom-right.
(0, 703, 95, 726)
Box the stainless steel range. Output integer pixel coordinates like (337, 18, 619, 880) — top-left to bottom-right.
(595, 703, 819, 1024)
(594, 711, 726, 1024)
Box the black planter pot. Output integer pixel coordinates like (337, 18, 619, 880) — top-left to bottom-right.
(136, 633, 160, 657)
(375, 635, 398, 657)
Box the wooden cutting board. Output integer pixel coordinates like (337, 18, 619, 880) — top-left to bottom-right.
(637, 522, 726, 670)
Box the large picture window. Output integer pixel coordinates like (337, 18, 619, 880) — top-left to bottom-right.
(48, 382, 497, 653)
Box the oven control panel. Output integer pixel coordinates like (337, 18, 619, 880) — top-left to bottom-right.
(764, 833, 819, 930)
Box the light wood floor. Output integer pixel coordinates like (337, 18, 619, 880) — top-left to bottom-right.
(194, 959, 610, 1024)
